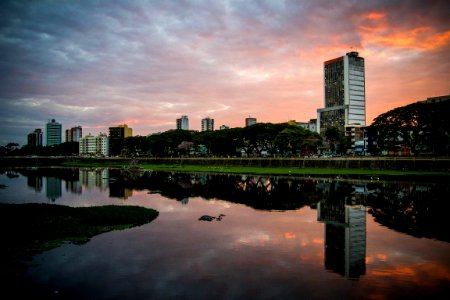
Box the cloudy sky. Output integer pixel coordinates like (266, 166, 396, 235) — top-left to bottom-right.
(1, 0, 449, 145)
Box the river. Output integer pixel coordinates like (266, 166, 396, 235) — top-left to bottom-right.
(0, 167, 449, 299)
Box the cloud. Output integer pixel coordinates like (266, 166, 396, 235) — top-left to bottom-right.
(0, 0, 449, 145)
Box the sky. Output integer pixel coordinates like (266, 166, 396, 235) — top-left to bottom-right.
(1, 0, 449, 146)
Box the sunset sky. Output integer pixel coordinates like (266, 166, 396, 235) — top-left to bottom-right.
(1, 0, 449, 145)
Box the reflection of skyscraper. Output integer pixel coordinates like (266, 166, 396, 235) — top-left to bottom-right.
(27, 175, 43, 192)
(109, 185, 133, 200)
(317, 185, 366, 279)
(46, 176, 62, 201)
(65, 180, 82, 194)
(79, 169, 109, 190)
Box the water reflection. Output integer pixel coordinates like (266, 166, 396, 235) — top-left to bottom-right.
(1, 167, 449, 298)
(2, 167, 449, 244)
(317, 181, 366, 279)
(45, 176, 61, 201)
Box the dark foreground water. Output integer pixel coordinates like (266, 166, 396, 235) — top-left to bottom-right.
(0, 167, 449, 299)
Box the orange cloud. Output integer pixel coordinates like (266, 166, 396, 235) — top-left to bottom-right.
(364, 12, 385, 20)
(358, 10, 450, 51)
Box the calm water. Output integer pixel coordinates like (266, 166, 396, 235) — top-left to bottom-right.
(0, 167, 449, 299)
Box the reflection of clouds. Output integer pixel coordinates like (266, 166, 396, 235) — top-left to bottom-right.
(237, 231, 271, 245)
(284, 232, 296, 240)
(376, 254, 388, 261)
(312, 238, 323, 245)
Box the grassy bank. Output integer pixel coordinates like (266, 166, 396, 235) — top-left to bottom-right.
(61, 161, 450, 178)
(140, 164, 449, 177)
(0, 203, 159, 260)
(0, 203, 159, 293)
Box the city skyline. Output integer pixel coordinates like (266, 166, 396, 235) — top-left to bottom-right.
(1, 0, 449, 145)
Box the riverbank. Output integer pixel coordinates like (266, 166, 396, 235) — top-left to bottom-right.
(2, 156, 450, 171)
(0, 203, 159, 296)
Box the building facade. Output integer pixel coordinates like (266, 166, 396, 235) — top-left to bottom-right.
(108, 124, 132, 156)
(176, 115, 189, 130)
(79, 133, 109, 156)
(46, 119, 62, 146)
(345, 124, 367, 155)
(65, 126, 82, 142)
(245, 117, 257, 127)
(27, 128, 43, 147)
(317, 51, 366, 135)
(201, 117, 214, 131)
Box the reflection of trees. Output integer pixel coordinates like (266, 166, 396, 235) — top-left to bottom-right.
(366, 182, 450, 242)
(110, 171, 323, 210)
(10, 168, 450, 242)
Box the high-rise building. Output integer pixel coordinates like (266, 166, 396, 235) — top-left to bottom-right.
(317, 51, 366, 135)
(46, 119, 62, 146)
(245, 117, 257, 127)
(79, 133, 109, 156)
(201, 117, 214, 131)
(176, 115, 189, 130)
(27, 128, 43, 147)
(108, 124, 132, 156)
(65, 126, 82, 142)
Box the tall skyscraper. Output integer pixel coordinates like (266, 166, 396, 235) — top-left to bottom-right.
(65, 126, 82, 142)
(245, 117, 257, 127)
(46, 119, 62, 146)
(317, 51, 366, 135)
(108, 124, 132, 156)
(27, 128, 43, 147)
(176, 115, 189, 130)
(201, 117, 214, 131)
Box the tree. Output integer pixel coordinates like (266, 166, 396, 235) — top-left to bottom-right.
(369, 100, 450, 156)
(324, 127, 342, 154)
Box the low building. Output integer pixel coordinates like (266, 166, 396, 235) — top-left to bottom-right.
(201, 117, 214, 131)
(245, 117, 257, 127)
(345, 125, 367, 155)
(109, 124, 132, 156)
(79, 133, 109, 156)
(27, 128, 43, 147)
(65, 126, 82, 142)
(46, 119, 62, 146)
(176, 115, 189, 130)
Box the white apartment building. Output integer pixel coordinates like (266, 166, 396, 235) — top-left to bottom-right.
(79, 133, 109, 156)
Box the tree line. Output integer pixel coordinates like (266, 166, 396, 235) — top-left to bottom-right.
(3, 122, 322, 157)
(116, 122, 322, 157)
(2, 98, 448, 157)
(367, 99, 449, 156)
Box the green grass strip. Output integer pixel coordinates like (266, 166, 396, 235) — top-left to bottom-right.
(61, 161, 450, 177)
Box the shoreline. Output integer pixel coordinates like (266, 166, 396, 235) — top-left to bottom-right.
(1, 156, 450, 179)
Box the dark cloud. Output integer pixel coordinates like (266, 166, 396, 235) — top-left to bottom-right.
(0, 0, 448, 145)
